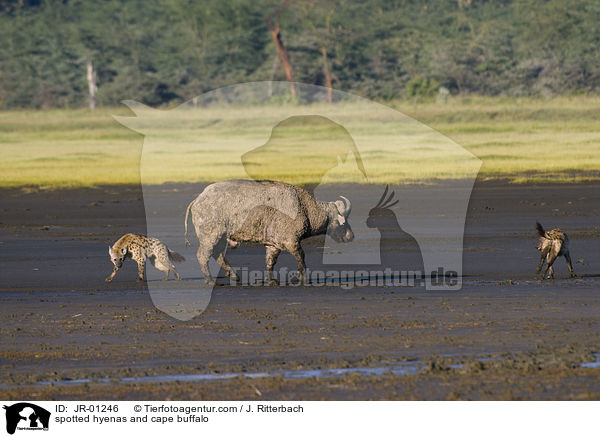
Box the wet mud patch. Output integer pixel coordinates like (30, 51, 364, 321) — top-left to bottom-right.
(2, 181, 600, 399)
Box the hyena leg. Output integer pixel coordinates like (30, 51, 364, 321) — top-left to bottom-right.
(157, 260, 170, 280)
(535, 251, 547, 274)
(105, 265, 119, 282)
(564, 251, 576, 278)
(136, 259, 146, 281)
(265, 246, 281, 285)
(156, 252, 180, 281)
(216, 253, 239, 281)
(170, 265, 181, 281)
(288, 243, 307, 284)
(543, 252, 558, 279)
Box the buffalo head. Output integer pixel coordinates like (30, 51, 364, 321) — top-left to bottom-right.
(327, 195, 354, 243)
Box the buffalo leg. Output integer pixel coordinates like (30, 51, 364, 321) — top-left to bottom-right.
(196, 247, 215, 285)
(194, 227, 225, 285)
(217, 253, 239, 281)
(289, 243, 306, 284)
(265, 246, 281, 285)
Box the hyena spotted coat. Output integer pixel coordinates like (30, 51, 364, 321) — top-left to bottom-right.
(535, 222, 575, 279)
(106, 233, 185, 282)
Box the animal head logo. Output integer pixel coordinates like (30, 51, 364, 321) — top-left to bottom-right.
(3, 403, 50, 435)
(241, 114, 366, 194)
(115, 82, 481, 320)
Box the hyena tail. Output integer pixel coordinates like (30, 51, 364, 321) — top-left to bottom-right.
(535, 221, 548, 251)
(535, 221, 546, 238)
(184, 199, 195, 247)
(169, 249, 186, 263)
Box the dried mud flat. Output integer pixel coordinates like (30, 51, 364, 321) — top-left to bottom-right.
(1, 180, 599, 400)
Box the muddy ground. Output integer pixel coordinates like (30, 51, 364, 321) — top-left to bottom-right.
(1, 180, 599, 400)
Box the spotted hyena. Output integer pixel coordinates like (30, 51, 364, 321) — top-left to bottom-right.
(106, 233, 185, 282)
(535, 222, 575, 279)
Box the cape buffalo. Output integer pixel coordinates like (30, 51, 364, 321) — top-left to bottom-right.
(185, 179, 354, 285)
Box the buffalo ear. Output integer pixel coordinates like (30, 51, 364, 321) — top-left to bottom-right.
(334, 200, 346, 216)
(334, 197, 352, 217)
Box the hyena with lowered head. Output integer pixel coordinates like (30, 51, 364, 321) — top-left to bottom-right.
(535, 222, 575, 279)
(106, 233, 185, 282)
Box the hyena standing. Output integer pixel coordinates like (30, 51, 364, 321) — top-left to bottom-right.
(106, 233, 185, 282)
(535, 222, 575, 279)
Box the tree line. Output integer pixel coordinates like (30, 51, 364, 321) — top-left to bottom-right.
(0, 0, 598, 109)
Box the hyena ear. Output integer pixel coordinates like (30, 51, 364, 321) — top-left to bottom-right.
(108, 246, 112, 254)
(121, 247, 127, 255)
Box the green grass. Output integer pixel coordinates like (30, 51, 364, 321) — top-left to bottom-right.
(1, 96, 600, 188)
